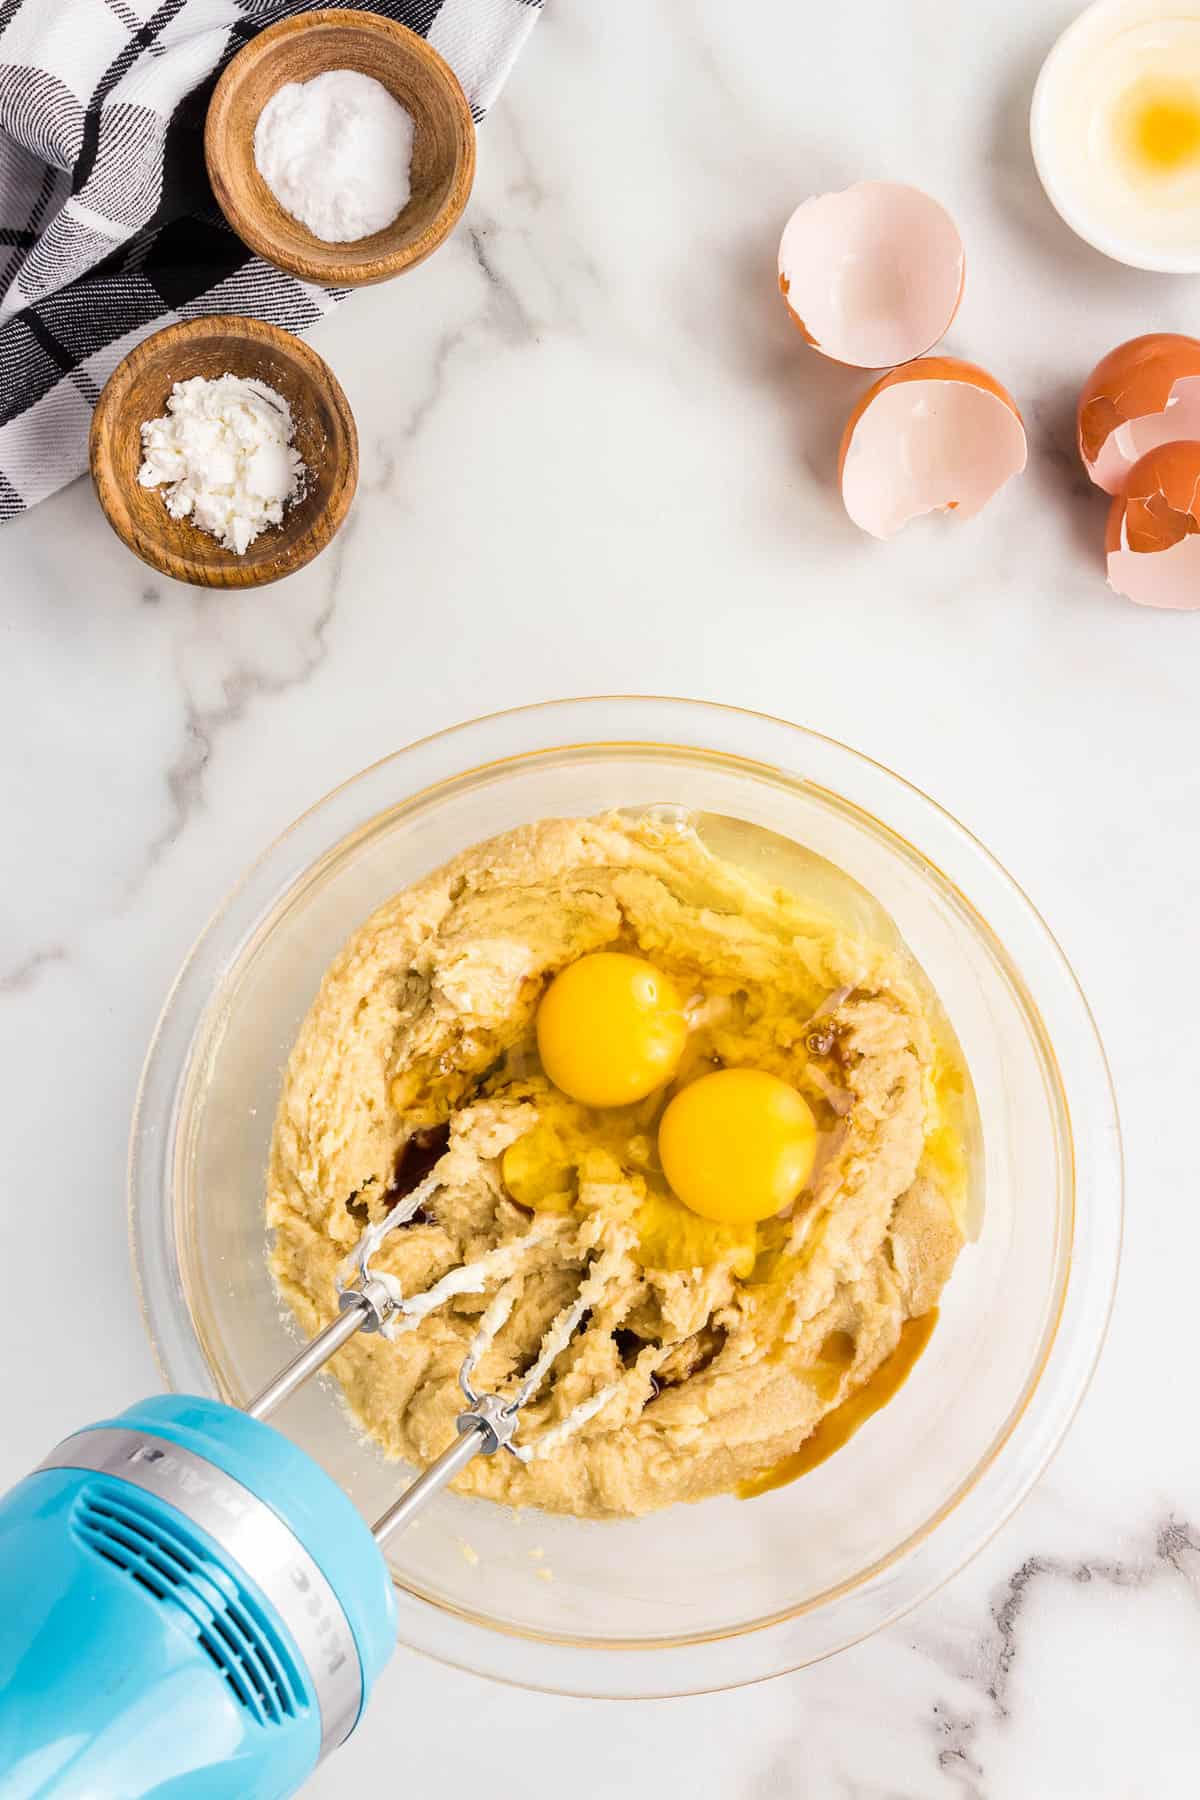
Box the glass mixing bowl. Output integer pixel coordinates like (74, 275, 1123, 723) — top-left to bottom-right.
(130, 698, 1121, 1697)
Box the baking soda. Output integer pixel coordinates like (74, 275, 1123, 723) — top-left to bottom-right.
(254, 69, 415, 243)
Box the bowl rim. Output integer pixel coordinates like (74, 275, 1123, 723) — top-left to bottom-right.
(88, 313, 359, 589)
(128, 696, 1123, 1696)
(204, 7, 477, 287)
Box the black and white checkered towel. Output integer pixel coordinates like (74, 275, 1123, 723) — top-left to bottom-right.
(0, 0, 539, 522)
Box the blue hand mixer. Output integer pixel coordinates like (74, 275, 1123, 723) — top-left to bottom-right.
(0, 1176, 610, 1799)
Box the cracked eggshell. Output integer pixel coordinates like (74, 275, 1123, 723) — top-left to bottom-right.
(1105, 440, 1200, 610)
(838, 358, 1027, 541)
(778, 182, 965, 369)
(1078, 333, 1200, 495)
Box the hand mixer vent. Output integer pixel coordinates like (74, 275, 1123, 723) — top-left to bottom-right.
(70, 1484, 305, 1729)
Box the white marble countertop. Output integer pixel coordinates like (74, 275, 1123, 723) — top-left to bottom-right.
(4, 1, 1199, 1793)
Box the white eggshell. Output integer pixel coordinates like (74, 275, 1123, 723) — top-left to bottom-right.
(778, 182, 964, 369)
(1107, 531, 1200, 609)
(841, 378, 1027, 540)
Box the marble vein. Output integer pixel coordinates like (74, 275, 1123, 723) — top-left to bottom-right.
(0, 945, 68, 994)
(467, 224, 539, 342)
(926, 1517, 1200, 1796)
(146, 580, 341, 872)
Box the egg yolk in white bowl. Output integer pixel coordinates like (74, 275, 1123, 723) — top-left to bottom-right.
(1035, 8, 1200, 264)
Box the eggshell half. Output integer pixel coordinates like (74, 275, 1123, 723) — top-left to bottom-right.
(778, 182, 965, 369)
(1105, 440, 1200, 609)
(839, 358, 1027, 540)
(1078, 334, 1200, 495)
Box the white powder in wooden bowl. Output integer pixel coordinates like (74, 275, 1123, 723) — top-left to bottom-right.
(138, 374, 305, 555)
(253, 69, 415, 244)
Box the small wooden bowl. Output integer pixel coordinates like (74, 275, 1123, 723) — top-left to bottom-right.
(89, 315, 358, 589)
(205, 9, 476, 287)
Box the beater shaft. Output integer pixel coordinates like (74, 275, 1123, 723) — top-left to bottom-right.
(369, 1423, 487, 1545)
(246, 1281, 393, 1420)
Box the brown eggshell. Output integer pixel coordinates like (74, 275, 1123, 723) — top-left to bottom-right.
(1078, 334, 1200, 495)
(1106, 439, 1200, 608)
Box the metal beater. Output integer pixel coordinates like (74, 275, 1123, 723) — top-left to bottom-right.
(0, 1170, 625, 1798)
(245, 1172, 622, 1546)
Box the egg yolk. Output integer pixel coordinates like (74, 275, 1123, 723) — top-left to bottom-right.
(658, 1068, 817, 1225)
(500, 1122, 576, 1213)
(1117, 79, 1200, 174)
(536, 952, 688, 1108)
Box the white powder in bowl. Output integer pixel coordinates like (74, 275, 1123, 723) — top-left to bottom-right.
(138, 373, 306, 555)
(253, 69, 415, 244)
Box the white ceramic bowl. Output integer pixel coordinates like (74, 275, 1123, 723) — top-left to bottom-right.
(129, 699, 1122, 1697)
(1032, 0, 1200, 273)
